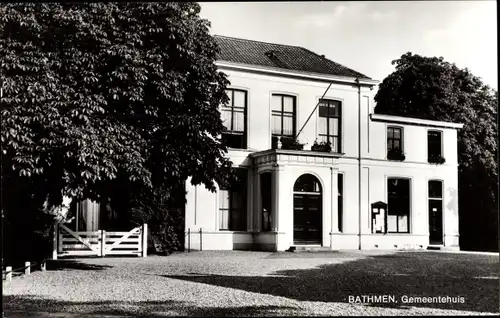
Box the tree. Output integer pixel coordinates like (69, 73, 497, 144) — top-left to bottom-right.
(1, 3, 234, 261)
(375, 52, 498, 251)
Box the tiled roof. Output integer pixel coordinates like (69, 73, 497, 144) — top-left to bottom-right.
(214, 35, 371, 80)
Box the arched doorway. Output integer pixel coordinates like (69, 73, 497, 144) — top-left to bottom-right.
(293, 174, 323, 245)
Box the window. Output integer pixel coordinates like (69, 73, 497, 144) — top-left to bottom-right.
(221, 89, 247, 149)
(338, 173, 344, 232)
(387, 127, 403, 152)
(271, 94, 296, 149)
(428, 180, 443, 199)
(428, 130, 443, 161)
(219, 169, 247, 231)
(387, 127, 404, 160)
(318, 99, 342, 152)
(260, 172, 272, 231)
(293, 174, 322, 192)
(387, 178, 410, 233)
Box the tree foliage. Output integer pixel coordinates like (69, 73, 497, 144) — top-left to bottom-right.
(1, 3, 235, 260)
(375, 52, 498, 251)
(1, 2, 233, 204)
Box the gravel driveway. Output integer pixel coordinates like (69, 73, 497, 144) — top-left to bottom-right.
(3, 250, 499, 316)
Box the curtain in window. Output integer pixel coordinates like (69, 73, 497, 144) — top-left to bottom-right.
(272, 116, 282, 135)
(387, 178, 410, 233)
(219, 190, 230, 230)
(387, 127, 402, 151)
(221, 89, 247, 149)
(271, 95, 295, 137)
(318, 99, 341, 152)
(218, 169, 247, 231)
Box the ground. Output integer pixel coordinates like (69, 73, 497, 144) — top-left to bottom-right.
(3, 250, 499, 316)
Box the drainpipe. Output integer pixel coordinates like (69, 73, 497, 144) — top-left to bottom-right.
(356, 78, 362, 250)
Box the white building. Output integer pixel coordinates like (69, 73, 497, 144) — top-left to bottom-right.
(184, 35, 463, 252)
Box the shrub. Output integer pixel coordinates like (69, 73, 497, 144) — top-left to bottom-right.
(3, 204, 56, 267)
(128, 183, 186, 255)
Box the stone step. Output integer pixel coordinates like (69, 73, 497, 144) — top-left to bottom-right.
(427, 245, 443, 251)
(287, 245, 334, 252)
(427, 245, 460, 251)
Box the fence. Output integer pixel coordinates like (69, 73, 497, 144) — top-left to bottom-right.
(54, 223, 148, 259)
(185, 228, 203, 252)
(2, 261, 46, 282)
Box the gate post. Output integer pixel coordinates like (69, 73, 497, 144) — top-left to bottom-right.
(58, 224, 63, 253)
(142, 224, 148, 258)
(101, 230, 106, 257)
(6, 266, 12, 281)
(52, 224, 58, 260)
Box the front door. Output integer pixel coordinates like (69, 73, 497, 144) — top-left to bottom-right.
(293, 194, 322, 244)
(429, 200, 443, 245)
(293, 174, 323, 245)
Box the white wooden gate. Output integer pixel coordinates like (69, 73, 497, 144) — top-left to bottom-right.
(53, 224, 148, 259)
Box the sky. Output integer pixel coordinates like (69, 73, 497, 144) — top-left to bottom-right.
(199, 1, 497, 90)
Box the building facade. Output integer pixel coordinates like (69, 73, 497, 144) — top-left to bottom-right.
(184, 35, 463, 251)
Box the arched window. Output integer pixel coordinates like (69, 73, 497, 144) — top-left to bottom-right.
(293, 174, 322, 193)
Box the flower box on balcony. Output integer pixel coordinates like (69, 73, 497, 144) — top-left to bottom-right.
(428, 153, 446, 165)
(279, 137, 304, 150)
(387, 148, 406, 161)
(310, 140, 332, 153)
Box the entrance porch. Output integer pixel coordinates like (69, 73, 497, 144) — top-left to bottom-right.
(250, 149, 342, 251)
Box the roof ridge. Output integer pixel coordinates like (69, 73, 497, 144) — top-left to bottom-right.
(213, 34, 303, 50)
